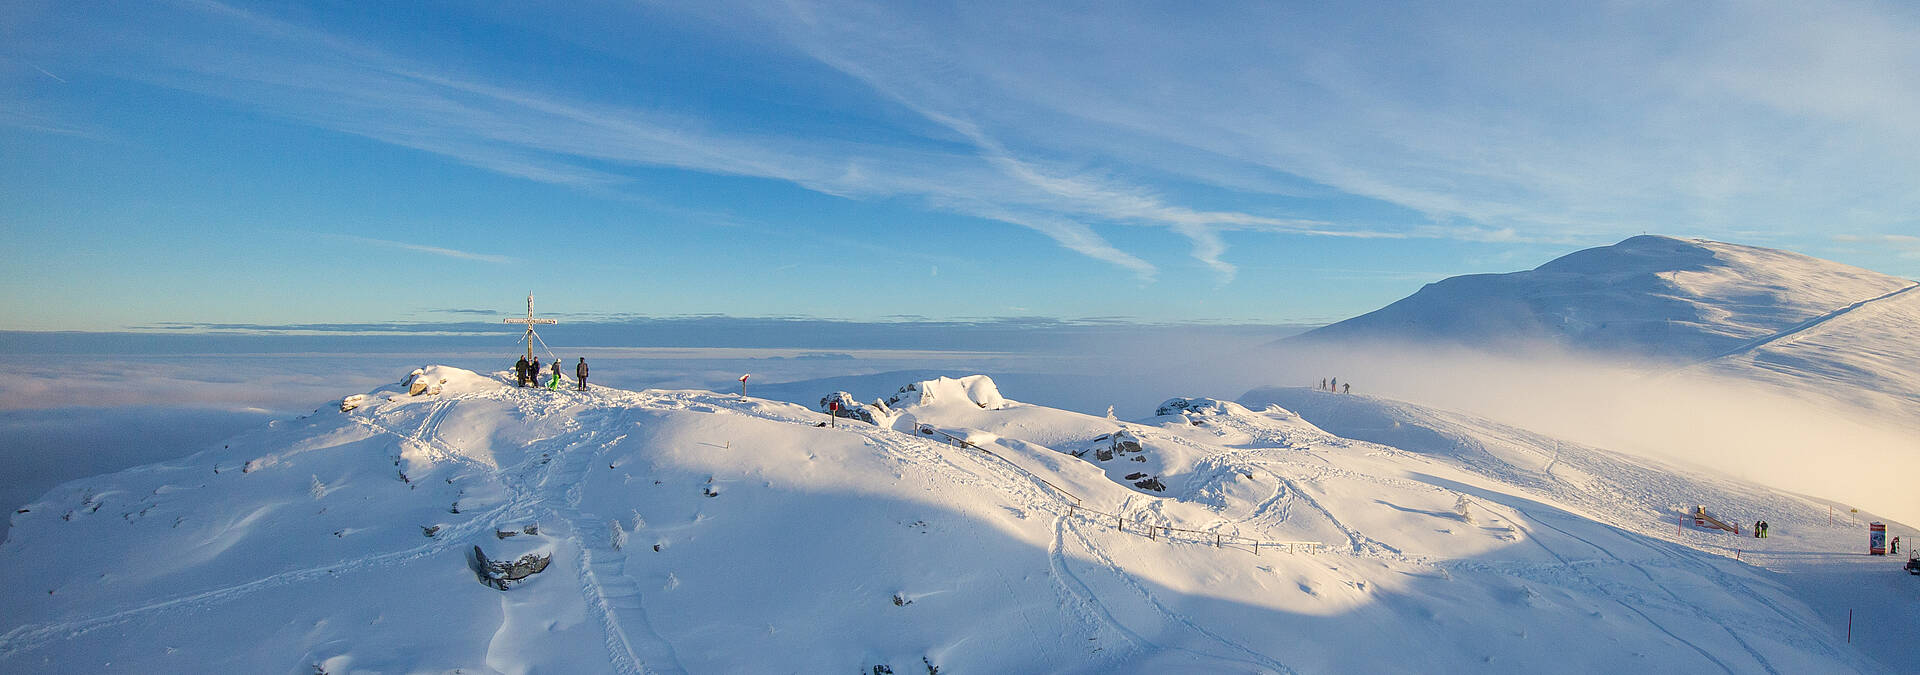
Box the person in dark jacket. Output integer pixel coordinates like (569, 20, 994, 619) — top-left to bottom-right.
(549, 360, 561, 390)
(530, 356, 541, 388)
(576, 358, 589, 391)
(515, 356, 529, 387)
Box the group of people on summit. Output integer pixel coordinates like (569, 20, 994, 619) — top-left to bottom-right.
(1320, 377, 1350, 394)
(515, 355, 589, 391)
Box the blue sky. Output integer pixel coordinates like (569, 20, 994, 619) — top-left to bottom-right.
(3, 0, 1918, 331)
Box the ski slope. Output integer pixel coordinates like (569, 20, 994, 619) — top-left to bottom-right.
(1239, 386, 1920, 670)
(1689, 281, 1920, 421)
(1, 367, 1901, 673)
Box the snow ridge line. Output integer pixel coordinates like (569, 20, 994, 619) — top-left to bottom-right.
(1696, 282, 1920, 365)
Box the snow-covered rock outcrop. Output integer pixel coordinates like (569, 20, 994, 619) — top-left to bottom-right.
(884, 375, 1008, 411)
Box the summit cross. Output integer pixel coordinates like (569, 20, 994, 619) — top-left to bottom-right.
(502, 292, 559, 362)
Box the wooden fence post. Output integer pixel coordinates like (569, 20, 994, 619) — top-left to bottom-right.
(1253, 541, 1259, 555)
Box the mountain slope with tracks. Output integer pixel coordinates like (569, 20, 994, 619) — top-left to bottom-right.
(0, 368, 1892, 673)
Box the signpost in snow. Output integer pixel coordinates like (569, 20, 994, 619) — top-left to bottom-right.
(739, 374, 750, 397)
(502, 292, 559, 363)
(827, 399, 839, 428)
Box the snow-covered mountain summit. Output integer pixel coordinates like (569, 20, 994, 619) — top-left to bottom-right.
(1291, 235, 1917, 363)
(2, 367, 1900, 672)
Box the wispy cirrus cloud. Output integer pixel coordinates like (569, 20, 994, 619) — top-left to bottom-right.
(682, 0, 1920, 247)
(14, 0, 1412, 282)
(14, 0, 1920, 282)
(326, 234, 515, 264)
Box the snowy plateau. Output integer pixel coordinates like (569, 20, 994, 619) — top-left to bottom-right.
(4, 236, 1918, 673)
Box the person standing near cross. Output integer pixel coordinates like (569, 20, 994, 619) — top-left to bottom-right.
(502, 293, 558, 388)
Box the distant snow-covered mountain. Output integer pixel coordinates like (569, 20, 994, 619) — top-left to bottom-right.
(1287, 235, 1920, 417)
(1292, 235, 1915, 362)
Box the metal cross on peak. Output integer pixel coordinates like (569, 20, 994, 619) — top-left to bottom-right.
(502, 292, 559, 362)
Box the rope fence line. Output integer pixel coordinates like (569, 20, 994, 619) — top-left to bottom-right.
(915, 425, 1330, 556)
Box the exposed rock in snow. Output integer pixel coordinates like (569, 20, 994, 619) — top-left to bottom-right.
(1155, 397, 1255, 418)
(818, 391, 892, 425)
(471, 544, 552, 591)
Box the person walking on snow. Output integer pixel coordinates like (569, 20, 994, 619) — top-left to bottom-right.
(1320, 378, 1327, 391)
(1342, 382, 1350, 394)
(576, 358, 589, 391)
(515, 356, 529, 387)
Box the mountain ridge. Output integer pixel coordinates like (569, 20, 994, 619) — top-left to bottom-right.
(1290, 235, 1914, 363)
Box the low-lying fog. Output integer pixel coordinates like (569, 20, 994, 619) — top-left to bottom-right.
(5, 325, 1913, 539)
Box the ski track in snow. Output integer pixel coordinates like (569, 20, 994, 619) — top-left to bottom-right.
(0, 404, 519, 659)
(1060, 517, 1297, 674)
(657, 388, 1310, 671)
(1495, 502, 1744, 675)
(526, 406, 685, 675)
(1047, 515, 1154, 663)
